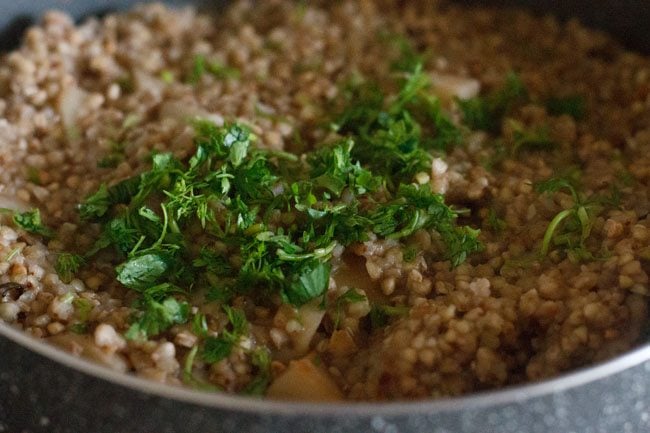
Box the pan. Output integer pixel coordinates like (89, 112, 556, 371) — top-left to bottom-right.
(1, 1, 649, 432)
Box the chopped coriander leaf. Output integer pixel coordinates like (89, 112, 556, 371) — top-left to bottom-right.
(26, 167, 41, 185)
(393, 64, 432, 111)
(361, 112, 432, 183)
(370, 184, 481, 266)
(203, 335, 235, 363)
(534, 175, 608, 259)
(441, 225, 483, 267)
(403, 246, 417, 263)
(183, 345, 221, 391)
(73, 297, 94, 322)
(420, 95, 463, 152)
(188, 54, 206, 85)
(97, 141, 126, 169)
(534, 175, 581, 202)
(283, 261, 331, 306)
(369, 304, 409, 329)
(183, 345, 199, 383)
(243, 347, 272, 395)
(125, 295, 189, 340)
(79, 68, 483, 343)
(333, 64, 461, 184)
(13, 209, 54, 238)
(142, 282, 186, 300)
(486, 208, 506, 234)
(332, 77, 383, 134)
(122, 114, 141, 130)
(81, 118, 481, 312)
(206, 286, 234, 303)
(5, 246, 21, 262)
(381, 31, 427, 73)
(308, 139, 381, 196)
(203, 305, 248, 363)
(508, 120, 555, 155)
(188, 54, 240, 85)
(458, 72, 527, 133)
(69, 323, 88, 334)
(205, 60, 240, 80)
(78, 184, 112, 220)
(97, 154, 123, 168)
(224, 304, 248, 335)
(193, 247, 232, 276)
(192, 313, 208, 336)
(55, 253, 85, 283)
(94, 217, 141, 257)
(116, 253, 171, 290)
(546, 95, 586, 120)
(160, 70, 175, 84)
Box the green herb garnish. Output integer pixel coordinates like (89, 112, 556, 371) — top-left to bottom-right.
(78, 64, 483, 348)
(458, 72, 527, 133)
(333, 63, 462, 184)
(5, 246, 22, 262)
(203, 305, 248, 364)
(13, 209, 54, 238)
(183, 345, 221, 391)
(69, 323, 88, 334)
(160, 70, 175, 84)
(73, 297, 94, 322)
(534, 175, 612, 259)
(508, 119, 555, 154)
(333, 288, 367, 329)
(125, 295, 190, 340)
(97, 141, 126, 169)
(369, 304, 410, 329)
(192, 313, 209, 337)
(55, 253, 85, 284)
(486, 208, 506, 234)
(546, 95, 586, 120)
(403, 246, 417, 263)
(26, 167, 41, 185)
(380, 31, 427, 73)
(243, 347, 272, 396)
(188, 55, 239, 85)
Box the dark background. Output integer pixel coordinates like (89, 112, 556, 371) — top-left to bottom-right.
(1, 1, 649, 53)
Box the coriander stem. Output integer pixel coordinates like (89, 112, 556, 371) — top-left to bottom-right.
(540, 208, 574, 256)
(576, 205, 592, 241)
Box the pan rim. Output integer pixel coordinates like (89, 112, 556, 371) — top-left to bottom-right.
(2, 321, 650, 416)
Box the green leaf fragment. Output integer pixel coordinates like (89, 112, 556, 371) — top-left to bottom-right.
(202, 335, 235, 364)
(13, 209, 54, 238)
(203, 305, 248, 363)
(283, 262, 331, 306)
(333, 288, 367, 329)
(243, 347, 272, 396)
(125, 296, 189, 340)
(55, 253, 85, 284)
(458, 72, 527, 133)
(369, 304, 410, 329)
(116, 253, 170, 290)
(535, 174, 610, 260)
(73, 297, 94, 322)
(546, 95, 586, 120)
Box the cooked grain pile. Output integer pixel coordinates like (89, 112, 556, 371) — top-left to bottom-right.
(0, 0, 648, 400)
